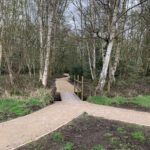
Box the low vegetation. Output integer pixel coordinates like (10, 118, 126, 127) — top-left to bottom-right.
(131, 131, 145, 142)
(17, 114, 150, 150)
(91, 145, 105, 150)
(51, 132, 64, 143)
(0, 88, 53, 122)
(60, 142, 74, 150)
(88, 95, 150, 112)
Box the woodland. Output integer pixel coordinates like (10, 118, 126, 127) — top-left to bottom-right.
(0, 1, 150, 149)
(0, 0, 150, 93)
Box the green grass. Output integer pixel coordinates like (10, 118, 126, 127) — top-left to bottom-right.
(0, 95, 53, 122)
(0, 99, 28, 116)
(110, 137, 120, 146)
(91, 145, 105, 150)
(131, 131, 145, 142)
(116, 127, 126, 134)
(88, 95, 150, 108)
(60, 142, 74, 150)
(51, 132, 64, 142)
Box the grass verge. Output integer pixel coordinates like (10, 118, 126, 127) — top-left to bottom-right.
(0, 89, 53, 122)
(88, 95, 150, 111)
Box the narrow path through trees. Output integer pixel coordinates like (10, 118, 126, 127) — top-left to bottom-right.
(0, 76, 150, 150)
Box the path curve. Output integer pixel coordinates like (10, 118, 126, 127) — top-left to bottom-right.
(0, 76, 150, 150)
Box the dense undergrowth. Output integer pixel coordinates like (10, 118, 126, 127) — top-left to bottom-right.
(0, 74, 56, 122)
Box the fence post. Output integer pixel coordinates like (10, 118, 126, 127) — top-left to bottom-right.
(81, 76, 84, 101)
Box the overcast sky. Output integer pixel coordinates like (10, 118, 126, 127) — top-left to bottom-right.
(65, 0, 140, 31)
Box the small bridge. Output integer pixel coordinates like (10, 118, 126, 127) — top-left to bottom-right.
(0, 75, 150, 150)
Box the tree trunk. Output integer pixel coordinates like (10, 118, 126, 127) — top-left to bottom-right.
(5, 54, 14, 86)
(96, 0, 119, 93)
(0, 0, 3, 75)
(27, 64, 32, 77)
(38, 0, 44, 81)
(110, 43, 120, 82)
(33, 63, 36, 77)
(92, 39, 96, 79)
(42, 15, 53, 88)
(109, 0, 127, 85)
(87, 42, 95, 80)
(97, 39, 114, 92)
(0, 42, 2, 75)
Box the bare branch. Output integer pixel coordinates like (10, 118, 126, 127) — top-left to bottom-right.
(116, 0, 148, 23)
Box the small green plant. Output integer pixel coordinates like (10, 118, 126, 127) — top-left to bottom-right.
(51, 132, 64, 142)
(91, 145, 105, 150)
(60, 142, 74, 150)
(117, 127, 126, 134)
(110, 137, 120, 146)
(131, 131, 145, 142)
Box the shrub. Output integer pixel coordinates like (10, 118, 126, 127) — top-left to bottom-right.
(30, 88, 54, 106)
(51, 132, 64, 142)
(116, 127, 126, 134)
(131, 131, 145, 142)
(60, 142, 74, 150)
(110, 137, 120, 146)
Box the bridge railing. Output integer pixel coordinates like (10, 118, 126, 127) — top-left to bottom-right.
(73, 75, 96, 100)
(73, 75, 84, 100)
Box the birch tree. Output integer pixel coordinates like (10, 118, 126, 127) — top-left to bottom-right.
(96, 0, 120, 92)
(42, 4, 53, 87)
(110, 0, 127, 82)
(86, 0, 97, 80)
(94, 0, 148, 93)
(42, 0, 68, 87)
(0, 0, 3, 75)
(37, 0, 44, 81)
(107, 0, 128, 92)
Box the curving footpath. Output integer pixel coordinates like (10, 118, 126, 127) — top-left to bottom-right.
(0, 76, 150, 150)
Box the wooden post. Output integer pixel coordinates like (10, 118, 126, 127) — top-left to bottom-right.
(81, 76, 84, 100)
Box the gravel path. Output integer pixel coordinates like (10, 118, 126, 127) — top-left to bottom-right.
(0, 76, 150, 150)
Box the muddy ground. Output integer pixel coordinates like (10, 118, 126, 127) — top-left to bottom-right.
(18, 114, 150, 150)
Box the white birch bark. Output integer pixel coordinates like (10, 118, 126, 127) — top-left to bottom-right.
(38, 0, 44, 81)
(97, 40, 114, 91)
(101, 41, 108, 63)
(97, 0, 119, 92)
(110, 0, 127, 83)
(110, 44, 120, 82)
(42, 14, 53, 88)
(0, 42, 2, 74)
(87, 42, 94, 80)
(0, 1, 3, 75)
(92, 39, 96, 79)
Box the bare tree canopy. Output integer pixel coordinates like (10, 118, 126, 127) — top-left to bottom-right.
(0, 0, 149, 93)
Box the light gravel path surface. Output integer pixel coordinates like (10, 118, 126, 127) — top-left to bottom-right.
(0, 76, 150, 150)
